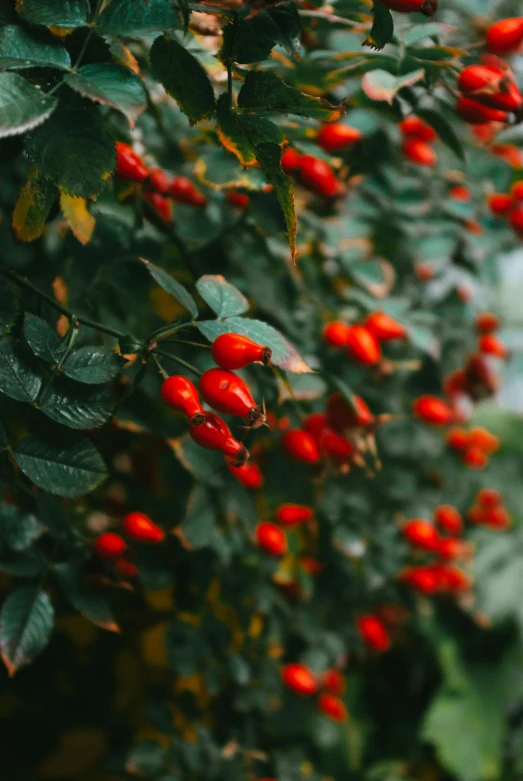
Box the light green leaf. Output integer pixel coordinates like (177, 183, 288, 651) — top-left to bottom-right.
(0, 587, 54, 676)
(196, 274, 249, 318)
(0, 73, 58, 139)
(0, 25, 71, 70)
(362, 68, 425, 104)
(0, 336, 42, 402)
(141, 258, 198, 318)
(64, 63, 147, 127)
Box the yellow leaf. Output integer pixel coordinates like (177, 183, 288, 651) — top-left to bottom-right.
(12, 167, 56, 243)
(60, 191, 96, 245)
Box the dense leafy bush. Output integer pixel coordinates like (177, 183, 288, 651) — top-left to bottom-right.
(2, 0, 523, 778)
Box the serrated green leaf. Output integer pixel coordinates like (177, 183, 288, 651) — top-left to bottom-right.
(39, 380, 115, 430)
(415, 107, 465, 162)
(12, 167, 57, 242)
(0, 25, 71, 70)
(55, 562, 120, 632)
(363, 3, 394, 51)
(12, 433, 108, 498)
(0, 279, 20, 338)
(197, 317, 311, 373)
(62, 346, 122, 384)
(0, 503, 43, 552)
(150, 35, 216, 124)
(141, 258, 198, 318)
(196, 274, 249, 318)
(0, 336, 42, 402)
(23, 313, 65, 364)
(64, 63, 147, 127)
(362, 68, 425, 104)
(98, 0, 181, 35)
(25, 107, 116, 198)
(0, 587, 54, 676)
(221, 4, 301, 64)
(17, 0, 90, 27)
(215, 95, 258, 167)
(0, 73, 58, 139)
(238, 71, 344, 121)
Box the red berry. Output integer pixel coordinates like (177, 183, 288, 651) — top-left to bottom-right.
(446, 427, 469, 451)
(399, 116, 437, 141)
(487, 17, 523, 55)
(161, 376, 204, 423)
(488, 193, 512, 215)
(436, 565, 473, 593)
(477, 488, 502, 507)
(256, 522, 287, 556)
(321, 669, 345, 696)
(483, 506, 512, 530)
(511, 181, 523, 201)
(146, 168, 170, 194)
(189, 411, 249, 465)
(227, 189, 250, 209)
(380, 0, 437, 15)
(317, 123, 362, 153)
(123, 511, 165, 543)
(299, 155, 340, 197)
(456, 96, 508, 124)
(464, 353, 500, 399)
(143, 191, 172, 223)
(323, 321, 350, 347)
(327, 393, 374, 430)
(433, 505, 463, 536)
(402, 138, 437, 167)
(357, 615, 390, 652)
(275, 503, 313, 526)
(94, 532, 127, 560)
(346, 325, 381, 365)
(458, 64, 522, 111)
(365, 311, 406, 341)
(491, 143, 523, 168)
(510, 203, 523, 236)
(462, 445, 488, 470)
(438, 538, 471, 560)
(282, 663, 318, 695)
(468, 427, 500, 454)
(413, 396, 454, 425)
(211, 333, 271, 370)
(415, 263, 435, 281)
(282, 430, 321, 464)
(199, 368, 265, 428)
(398, 566, 440, 594)
(115, 559, 139, 579)
(304, 413, 353, 461)
(115, 142, 148, 183)
(449, 185, 472, 202)
(402, 519, 440, 551)
(170, 176, 206, 207)
(281, 147, 302, 173)
(317, 693, 348, 722)
(476, 312, 500, 333)
(228, 460, 264, 490)
(478, 334, 508, 359)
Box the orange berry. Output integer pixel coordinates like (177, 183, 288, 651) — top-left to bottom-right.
(468, 427, 500, 454)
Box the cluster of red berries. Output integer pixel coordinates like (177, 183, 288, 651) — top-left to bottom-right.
(456, 53, 523, 128)
(323, 311, 406, 367)
(161, 333, 271, 467)
(94, 511, 165, 578)
(281, 147, 343, 198)
(379, 0, 438, 17)
(400, 116, 438, 168)
(488, 182, 523, 239)
(281, 664, 348, 721)
(255, 504, 313, 557)
(115, 142, 206, 223)
(446, 425, 500, 470)
(467, 488, 511, 531)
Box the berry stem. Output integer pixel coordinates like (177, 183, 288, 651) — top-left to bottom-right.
(153, 349, 203, 377)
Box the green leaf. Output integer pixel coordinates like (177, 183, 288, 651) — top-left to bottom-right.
(0, 587, 54, 676)
(12, 432, 108, 498)
(361, 68, 425, 104)
(216, 96, 284, 168)
(150, 35, 216, 124)
(39, 380, 115, 430)
(25, 107, 116, 198)
(64, 63, 147, 127)
(0, 336, 42, 402)
(98, 0, 181, 35)
(62, 346, 123, 384)
(404, 22, 455, 46)
(363, 3, 394, 51)
(54, 562, 120, 632)
(141, 258, 198, 318)
(180, 484, 218, 549)
(238, 71, 344, 122)
(0, 73, 58, 139)
(197, 317, 311, 373)
(222, 4, 301, 64)
(196, 275, 249, 318)
(0, 503, 43, 552)
(23, 313, 65, 364)
(17, 0, 91, 27)
(0, 279, 20, 338)
(415, 107, 465, 162)
(12, 167, 57, 243)
(0, 421, 7, 447)
(0, 25, 71, 70)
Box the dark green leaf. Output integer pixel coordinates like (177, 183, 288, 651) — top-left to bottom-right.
(141, 258, 198, 318)
(0, 503, 43, 552)
(39, 380, 115, 430)
(197, 316, 311, 373)
(0, 586, 54, 676)
(221, 4, 301, 63)
(216, 95, 283, 166)
(64, 63, 147, 127)
(0, 550, 45, 578)
(0, 420, 7, 447)
(17, 0, 90, 27)
(54, 562, 120, 632)
(238, 71, 344, 121)
(0, 336, 42, 402)
(23, 313, 65, 364)
(25, 107, 116, 198)
(416, 107, 465, 162)
(63, 346, 123, 384)
(363, 3, 394, 51)
(196, 274, 249, 318)
(12, 433, 108, 498)
(0, 73, 58, 139)
(150, 35, 216, 124)
(0, 25, 71, 70)
(98, 0, 181, 35)
(180, 484, 217, 549)
(0, 279, 20, 338)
